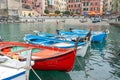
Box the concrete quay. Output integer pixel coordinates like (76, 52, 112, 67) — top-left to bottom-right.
(0, 16, 110, 26)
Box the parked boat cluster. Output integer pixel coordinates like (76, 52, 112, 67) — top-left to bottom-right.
(0, 28, 109, 80)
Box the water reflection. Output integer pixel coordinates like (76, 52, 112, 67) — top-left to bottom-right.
(91, 39, 107, 51)
(107, 41, 120, 78)
(30, 70, 72, 80)
(0, 20, 120, 80)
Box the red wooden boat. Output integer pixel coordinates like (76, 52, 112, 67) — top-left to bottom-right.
(0, 41, 77, 72)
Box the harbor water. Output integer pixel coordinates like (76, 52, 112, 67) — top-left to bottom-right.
(0, 19, 120, 80)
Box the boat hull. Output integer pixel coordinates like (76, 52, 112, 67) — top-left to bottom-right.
(92, 33, 106, 42)
(71, 29, 107, 42)
(0, 55, 27, 80)
(76, 41, 90, 57)
(2, 71, 26, 80)
(32, 50, 76, 71)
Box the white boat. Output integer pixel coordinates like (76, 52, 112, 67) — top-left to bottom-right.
(76, 40, 90, 57)
(0, 49, 34, 80)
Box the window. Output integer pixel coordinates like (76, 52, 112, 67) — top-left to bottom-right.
(95, 2, 98, 5)
(83, 2, 85, 6)
(91, 3, 93, 6)
(83, 8, 88, 11)
(87, 2, 89, 6)
(69, 5, 70, 8)
(74, 4, 76, 7)
(91, 8, 93, 11)
(69, 0, 70, 3)
(78, 4, 80, 7)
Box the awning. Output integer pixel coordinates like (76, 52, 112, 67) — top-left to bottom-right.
(88, 11, 105, 16)
(88, 11, 96, 15)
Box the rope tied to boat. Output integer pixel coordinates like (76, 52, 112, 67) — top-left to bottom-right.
(31, 67, 42, 80)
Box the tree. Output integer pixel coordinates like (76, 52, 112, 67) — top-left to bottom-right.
(62, 11, 70, 16)
(44, 9, 49, 14)
(28, 13, 31, 17)
(54, 10, 60, 14)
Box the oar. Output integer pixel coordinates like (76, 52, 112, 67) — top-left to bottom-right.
(25, 49, 32, 80)
(56, 29, 61, 35)
(74, 37, 80, 49)
(56, 29, 67, 40)
(86, 26, 93, 41)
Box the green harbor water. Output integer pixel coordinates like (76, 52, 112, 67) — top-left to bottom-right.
(0, 19, 120, 80)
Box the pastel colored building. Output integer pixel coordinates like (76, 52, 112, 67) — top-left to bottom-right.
(68, 0, 82, 15)
(22, 0, 47, 15)
(59, 0, 67, 12)
(103, 0, 113, 14)
(7, 0, 22, 19)
(68, 0, 101, 15)
(89, 0, 100, 12)
(118, 0, 120, 13)
(81, 0, 91, 15)
(100, 0, 104, 14)
(47, 0, 55, 12)
(34, 0, 45, 15)
(0, 0, 7, 17)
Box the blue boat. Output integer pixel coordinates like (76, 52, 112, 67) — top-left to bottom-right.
(24, 34, 86, 48)
(70, 28, 109, 43)
(35, 28, 108, 43)
(37, 30, 88, 42)
(24, 34, 90, 57)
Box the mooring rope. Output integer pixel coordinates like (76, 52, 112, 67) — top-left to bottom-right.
(31, 67, 42, 80)
(76, 57, 88, 78)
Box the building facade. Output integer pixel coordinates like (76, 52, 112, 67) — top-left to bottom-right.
(103, 0, 113, 14)
(68, 0, 82, 15)
(68, 0, 101, 15)
(118, 0, 120, 13)
(59, 0, 67, 12)
(7, 0, 22, 19)
(89, 0, 100, 12)
(81, 0, 90, 15)
(0, 0, 7, 17)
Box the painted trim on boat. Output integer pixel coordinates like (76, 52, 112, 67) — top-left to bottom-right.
(3, 71, 25, 80)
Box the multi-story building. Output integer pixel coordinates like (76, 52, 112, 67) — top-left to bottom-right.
(34, 0, 45, 15)
(22, 0, 45, 15)
(100, 0, 104, 14)
(0, 0, 7, 17)
(81, 0, 90, 15)
(68, 0, 82, 15)
(47, 0, 55, 12)
(54, 0, 60, 11)
(7, 0, 22, 19)
(54, 0, 67, 12)
(59, 0, 67, 12)
(118, 0, 120, 13)
(103, 0, 113, 14)
(0, 0, 112, 18)
(89, 0, 100, 12)
(45, 0, 49, 10)
(68, 0, 101, 15)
